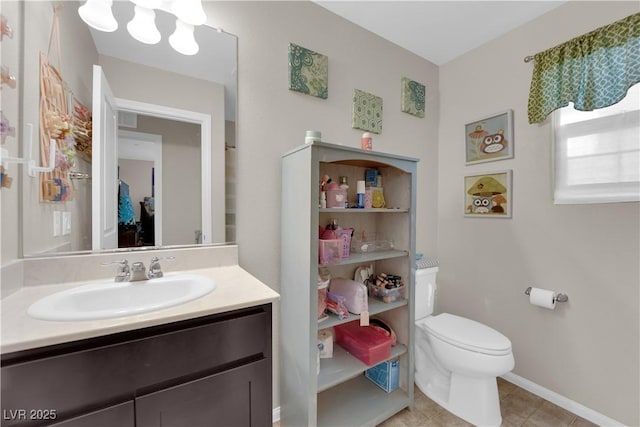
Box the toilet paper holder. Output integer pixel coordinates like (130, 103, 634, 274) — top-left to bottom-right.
(525, 287, 568, 303)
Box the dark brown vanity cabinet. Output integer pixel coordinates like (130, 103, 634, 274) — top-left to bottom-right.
(1, 304, 272, 427)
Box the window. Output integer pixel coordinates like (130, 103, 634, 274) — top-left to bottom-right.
(553, 84, 640, 204)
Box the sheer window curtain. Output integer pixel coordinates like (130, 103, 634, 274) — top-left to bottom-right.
(553, 84, 640, 203)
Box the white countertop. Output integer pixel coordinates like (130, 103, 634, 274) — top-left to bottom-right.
(1, 265, 280, 354)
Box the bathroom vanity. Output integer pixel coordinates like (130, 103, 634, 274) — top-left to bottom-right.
(2, 304, 271, 427)
(1, 249, 279, 427)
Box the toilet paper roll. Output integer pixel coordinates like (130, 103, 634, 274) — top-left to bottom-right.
(529, 287, 556, 309)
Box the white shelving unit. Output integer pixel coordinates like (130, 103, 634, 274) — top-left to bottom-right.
(281, 141, 418, 427)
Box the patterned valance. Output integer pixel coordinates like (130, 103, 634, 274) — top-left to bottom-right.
(528, 13, 640, 124)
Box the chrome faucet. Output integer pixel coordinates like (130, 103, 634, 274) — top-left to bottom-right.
(102, 257, 175, 282)
(130, 262, 148, 282)
(102, 259, 131, 282)
(148, 256, 175, 279)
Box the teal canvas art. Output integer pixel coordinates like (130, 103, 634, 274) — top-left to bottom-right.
(352, 89, 383, 134)
(401, 77, 425, 118)
(288, 43, 328, 99)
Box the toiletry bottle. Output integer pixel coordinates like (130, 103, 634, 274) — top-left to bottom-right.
(361, 133, 372, 150)
(339, 176, 349, 208)
(320, 191, 326, 208)
(321, 219, 339, 239)
(356, 180, 366, 208)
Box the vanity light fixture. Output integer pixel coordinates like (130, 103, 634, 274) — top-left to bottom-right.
(168, 19, 199, 55)
(127, 5, 161, 45)
(78, 0, 118, 33)
(78, 0, 207, 56)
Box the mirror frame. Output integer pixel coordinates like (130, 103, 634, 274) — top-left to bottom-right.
(15, 1, 238, 258)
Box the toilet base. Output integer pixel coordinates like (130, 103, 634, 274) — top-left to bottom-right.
(416, 372, 502, 427)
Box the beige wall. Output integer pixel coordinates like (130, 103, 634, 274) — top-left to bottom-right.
(204, 0, 440, 414)
(132, 116, 202, 246)
(437, 2, 639, 425)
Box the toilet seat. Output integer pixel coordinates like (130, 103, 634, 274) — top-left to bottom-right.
(417, 313, 512, 356)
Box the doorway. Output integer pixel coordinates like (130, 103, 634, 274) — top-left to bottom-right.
(117, 130, 162, 248)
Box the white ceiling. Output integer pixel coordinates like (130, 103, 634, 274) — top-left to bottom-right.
(314, 1, 567, 65)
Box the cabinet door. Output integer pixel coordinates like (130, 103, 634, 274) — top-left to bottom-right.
(135, 359, 271, 427)
(49, 402, 134, 427)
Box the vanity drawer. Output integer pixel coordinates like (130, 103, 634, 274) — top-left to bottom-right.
(135, 359, 271, 427)
(1, 304, 271, 427)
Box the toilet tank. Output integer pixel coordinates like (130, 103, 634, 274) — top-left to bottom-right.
(415, 267, 438, 320)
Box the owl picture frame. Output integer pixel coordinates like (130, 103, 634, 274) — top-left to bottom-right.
(464, 170, 512, 218)
(465, 110, 513, 165)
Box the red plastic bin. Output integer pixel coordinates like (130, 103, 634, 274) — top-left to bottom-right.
(334, 320, 393, 366)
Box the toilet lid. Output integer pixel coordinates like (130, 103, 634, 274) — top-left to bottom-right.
(418, 313, 512, 356)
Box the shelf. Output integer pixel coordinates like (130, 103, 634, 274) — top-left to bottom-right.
(319, 298, 407, 330)
(317, 375, 410, 427)
(320, 250, 409, 267)
(319, 208, 409, 214)
(318, 343, 407, 392)
(281, 142, 417, 427)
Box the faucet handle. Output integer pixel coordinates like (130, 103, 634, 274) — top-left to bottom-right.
(101, 259, 130, 282)
(148, 256, 175, 279)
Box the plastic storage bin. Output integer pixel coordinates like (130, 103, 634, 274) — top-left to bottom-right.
(368, 283, 405, 303)
(326, 189, 347, 208)
(365, 359, 399, 393)
(334, 320, 393, 366)
(318, 239, 341, 265)
(351, 238, 394, 253)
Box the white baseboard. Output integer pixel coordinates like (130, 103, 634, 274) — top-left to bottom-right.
(501, 372, 625, 427)
(273, 406, 280, 424)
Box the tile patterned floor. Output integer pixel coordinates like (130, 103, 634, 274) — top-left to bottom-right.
(274, 378, 598, 427)
(376, 378, 598, 427)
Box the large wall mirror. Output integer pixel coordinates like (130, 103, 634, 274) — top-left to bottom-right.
(15, 1, 237, 257)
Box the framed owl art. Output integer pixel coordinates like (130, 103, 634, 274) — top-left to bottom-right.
(465, 110, 513, 165)
(464, 170, 512, 218)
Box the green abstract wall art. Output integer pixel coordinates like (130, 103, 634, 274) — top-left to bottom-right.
(288, 43, 328, 99)
(352, 89, 383, 134)
(401, 77, 425, 118)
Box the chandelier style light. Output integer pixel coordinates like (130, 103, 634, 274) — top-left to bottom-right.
(78, 0, 207, 55)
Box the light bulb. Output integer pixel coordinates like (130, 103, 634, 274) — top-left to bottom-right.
(170, 0, 206, 26)
(169, 19, 199, 55)
(127, 6, 161, 45)
(78, 0, 117, 32)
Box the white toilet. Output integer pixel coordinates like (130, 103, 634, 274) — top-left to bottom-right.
(414, 266, 514, 427)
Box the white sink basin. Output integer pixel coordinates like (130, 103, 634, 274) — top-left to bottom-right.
(28, 274, 216, 321)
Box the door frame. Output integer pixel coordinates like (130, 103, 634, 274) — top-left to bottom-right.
(118, 130, 163, 246)
(114, 98, 212, 245)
